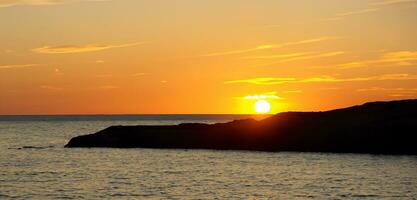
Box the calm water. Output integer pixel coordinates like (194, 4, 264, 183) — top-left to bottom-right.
(0, 115, 416, 199)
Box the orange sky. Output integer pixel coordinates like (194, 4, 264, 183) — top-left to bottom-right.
(1, 0, 417, 114)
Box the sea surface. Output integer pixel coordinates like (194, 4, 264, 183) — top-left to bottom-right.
(0, 115, 416, 199)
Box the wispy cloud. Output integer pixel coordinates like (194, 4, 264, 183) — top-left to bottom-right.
(383, 51, 417, 60)
(201, 45, 274, 57)
(40, 85, 63, 91)
(326, 0, 416, 20)
(132, 73, 147, 76)
(357, 87, 417, 97)
(201, 37, 338, 57)
(0, 0, 109, 8)
(371, 0, 416, 6)
(337, 51, 417, 69)
(389, 93, 416, 97)
(244, 52, 314, 60)
(357, 87, 417, 92)
(54, 68, 64, 75)
(336, 8, 379, 17)
(273, 51, 344, 63)
(250, 51, 345, 67)
(0, 64, 39, 69)
(225, 77, 296, 85)
(234, 92, 282, 100)
(32, 42, 144, 54)
(323, 8, 379, 21)
(225, 74, 417, 85)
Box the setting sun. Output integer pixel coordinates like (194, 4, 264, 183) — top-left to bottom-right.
(254, 100, 271, 113)
(1, 1, 417, 199)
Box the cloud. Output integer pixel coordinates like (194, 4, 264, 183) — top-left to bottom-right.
(225, 74, 417, 85)
(201, 37, 338, 57)
(0, 0, 55, 7)
(279, 37, 340, 47)
(337, 51, 417, 69)
(201, 45, 274, 57)
(235, 92, 282, 100)
(271, 51, 345, 63)
(323, 8, 379, 21)
(357, 87, 417, 97)
(54, 68, 64, 75)
(298, 74, 417, 83)
(32, 42, 144, 54)
(244, 52, 314, 60)
(0, 0, 108, 8)
(224, 77, 296, 85)
(132, 73, 147, 76)
(40, 85, 63, 91)
(357, 87, 417, 92)
(336, 8, 380, 17)
(249, 51, 345, 67)
(326, 0, 416, 20)
(371, 0, 417, 6)
(389, 93, 416, 97)
(0, 64, 39, 69)
(382, 51, 417, 62)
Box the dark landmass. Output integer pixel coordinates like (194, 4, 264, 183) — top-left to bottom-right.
(65, 99, 417, 155)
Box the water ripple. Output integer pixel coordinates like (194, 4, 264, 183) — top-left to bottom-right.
(1, 120, 417, 199)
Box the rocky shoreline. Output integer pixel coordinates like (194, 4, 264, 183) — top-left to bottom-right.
(65, 99, 417, 155)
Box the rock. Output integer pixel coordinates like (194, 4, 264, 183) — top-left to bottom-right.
(65, 99, 417, 155)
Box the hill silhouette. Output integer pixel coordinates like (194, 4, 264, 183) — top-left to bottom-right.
(65, 99, 417, 155)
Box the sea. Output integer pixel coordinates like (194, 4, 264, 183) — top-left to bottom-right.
(0, 115, 416, 199)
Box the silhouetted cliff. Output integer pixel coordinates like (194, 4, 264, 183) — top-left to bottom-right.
(65, 99, 417, 155)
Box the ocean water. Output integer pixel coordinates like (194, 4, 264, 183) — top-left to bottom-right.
(0, 115, 416, 199)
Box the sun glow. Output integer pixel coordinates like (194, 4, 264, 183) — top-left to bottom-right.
(254, 100, 271, 113)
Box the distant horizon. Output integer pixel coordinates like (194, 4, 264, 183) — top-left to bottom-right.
(0, 113, 258, 116)
(1, 98, 415, 116)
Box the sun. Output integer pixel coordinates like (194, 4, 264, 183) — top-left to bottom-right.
(254, 100, 271, 113)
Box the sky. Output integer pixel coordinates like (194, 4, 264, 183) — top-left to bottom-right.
(1, 0, 417, 114)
